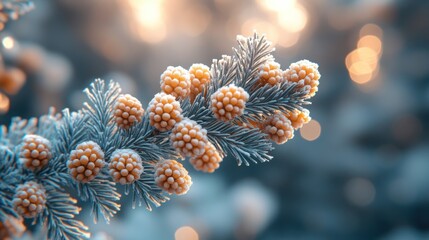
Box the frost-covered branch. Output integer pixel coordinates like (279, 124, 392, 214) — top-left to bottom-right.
(0, 32, 321, 239)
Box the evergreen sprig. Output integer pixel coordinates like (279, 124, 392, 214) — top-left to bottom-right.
(0, 32, 320, 239)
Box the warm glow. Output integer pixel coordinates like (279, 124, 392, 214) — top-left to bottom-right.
(257, 0, 297, 12)
(278, 32, 300, 48)
(175, 226, 199, 240)
(300, 119, 321, 141)
(349, 70, 373, 84)
(346, 48, 378, 70)
(346, 32, 383, 85)
(241, 18, 279, 46)
(129, 0, 163, 28)
(256, 0, 307, 34)
(2, 36, 15, 49)
(123, 0, 166, 43)
(349, 61, 373, 76)
(0, 93, 10, 114)
(180, 3, 212, 37)
(358, 35, 382, 55)
(359, 23, 383, 39)
(277, 3, 308, 33)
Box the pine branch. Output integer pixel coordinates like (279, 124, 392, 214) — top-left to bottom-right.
(236, 82, 311, 123)
(0, 32, 321, 239)
(208, 55, 237, 96)
(129, 165, 169, 211)
(4, 117, 38, 146)
(0, 146, 20, 221)
(83, 79, 121, 158)
(110, 116, 174, 209)
(117, 116, 180, 162)
(234, 32, 274, 91)
(182, 98, 273, 166)
(0, 125, 8, 146)
(53, 106, 122, 224)
(36, 107, 62, 140)
(75, 177, 121, 224)
(54, 109, 89, 174)
(206, 119, 273, 166)
(43, 187, 90, 240)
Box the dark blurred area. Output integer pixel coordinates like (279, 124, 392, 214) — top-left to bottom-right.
(1, 0, 429, 239)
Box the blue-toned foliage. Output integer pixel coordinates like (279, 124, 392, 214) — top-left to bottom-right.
(0, 32, 315, 239)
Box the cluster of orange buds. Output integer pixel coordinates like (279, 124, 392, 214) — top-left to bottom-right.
(12, 181, 46, 218)
(154, 160, 192, 195)
(67, 141, 105, 183)
(114, 94, 144, 129)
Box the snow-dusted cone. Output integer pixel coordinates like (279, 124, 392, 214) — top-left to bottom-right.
(189, 142, 223, 173)
(67, 141, 105, 183)
(12, 182, 46, 218)
(211, 84, 249, 121)
(284, 109, 311, 130)
(189, 63, 211, 98)
(148, 92, 183, 132)
(154, 160, 192, 195)
(114, 94, 144, 129)
(160, 66, 191, 99)
(108, 149, 143, 185)
(258, 61, 283, 86)
(19, 134, 52, 171)
(283, 60, 320, 97)
(170, 118, 208, 158)
(262, 113, 294, 144)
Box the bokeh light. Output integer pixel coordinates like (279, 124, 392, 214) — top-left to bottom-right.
(2, 36, 15, 49)
(278, 32, 300, 48)
(359, 23, 383, 39)
(0, 92, 10, 114)
(256, 0, 308, 34)
(358, 35, 382, 55)
(241, 18, 279, 46)
(276, 3, 308, 33)
(252, 0, 308, 49)
(175, 226, 199, 240)
(178, 3, 212, 37)
(2, 1, 428, 239)
(300, 119, 321, 141)
(256, 0, 297, 12)
(346, 24, 383, 85)
(123, 0, 167, 43)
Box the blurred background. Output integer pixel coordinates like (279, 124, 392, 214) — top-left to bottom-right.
(1, 0, 429, 239)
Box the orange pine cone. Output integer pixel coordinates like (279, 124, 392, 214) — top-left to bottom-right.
(12, 182, 46, 218)
(147, 93, 183, 132)
(154, 160, 192, 195)
(189, 63, 211, 98)
(160, 66, 191, 99)
(108, 149, 143, 184)
(258, 61, 283, 86)
(189, 142, 223, 173)
(284, 109, 311, 129)
(262, 113, 294, 144)
(283, 60, 320, 97)
(67, 141, 105, 183)
(19, 134, 52, 171)
(211, 84, 249, 121)
(170, 118, 208, 158)
(114, 94, 144, 129)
